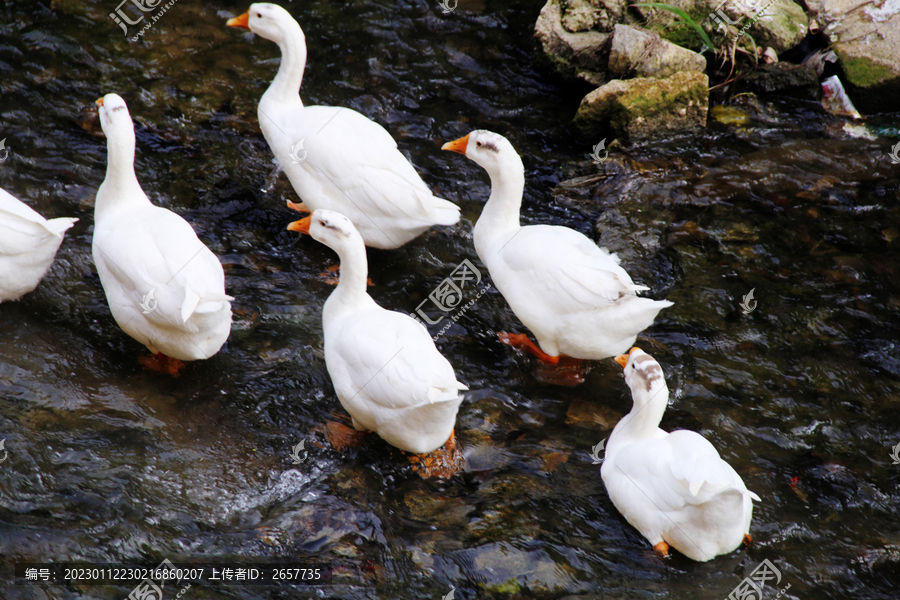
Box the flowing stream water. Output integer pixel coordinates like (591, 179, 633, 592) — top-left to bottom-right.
(1, 0, 899, 598)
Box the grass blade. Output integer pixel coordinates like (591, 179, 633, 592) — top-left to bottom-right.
(633, 3, 716, 53)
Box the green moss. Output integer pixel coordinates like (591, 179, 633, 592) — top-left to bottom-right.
(484, 578, 522, 594)
(654, 20, 709, 51)
(835, 50, 896, 88)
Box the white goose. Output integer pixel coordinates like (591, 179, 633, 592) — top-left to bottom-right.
(228, 3, 460, 249)
(602, 348, 759, 561)
(443, 130, 672, 364)
(0, 187, 77, 302)
(93, 94, 233, 371)
(289, 209, 467, 461)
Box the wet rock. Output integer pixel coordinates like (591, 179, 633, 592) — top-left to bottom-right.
(736, 63, 819, 100)
(404, 489, 471, 526)
(458, 543, 577, 593)
(565, 398, 621, 429)
(574, 71, 709, 140)
(534, 0, 610, 85)
(710, 105, 750, 126)
(805, 0, 900, 111)
(608, 24, 706, 78)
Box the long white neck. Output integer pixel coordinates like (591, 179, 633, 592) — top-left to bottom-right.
(609, 381, 670, 449)
(473, 153, 525, 258)
(96, 119, 148, 216)
(260, 22, 307, 109)
(323, 236, 372, 321)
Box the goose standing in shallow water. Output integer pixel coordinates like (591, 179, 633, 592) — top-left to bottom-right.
(0, 187, 77, 302)
(288, 209, 468, 477)
(442, 130, 672, 370)
(602, 348, 759, 561)
(228, 3, 460, 249)
(93, 94, 233, 375)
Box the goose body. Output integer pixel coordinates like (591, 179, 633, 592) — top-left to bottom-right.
(0, 187, 77, 302)
(601, 348, 759, 561)
(442, 130, 672, 360)
(228, 3, 460, 249)
(299, 209, 467, 453)
(93, 94, 233, 361)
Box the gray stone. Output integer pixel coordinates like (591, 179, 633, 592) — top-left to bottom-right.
(561, 0, 628, 32)
(805, 0, 900, 111)
(608, 24, 707, 78)
(535, 0, 609, 85)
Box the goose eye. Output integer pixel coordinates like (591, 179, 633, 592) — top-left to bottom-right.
(476, 141, 482, 147)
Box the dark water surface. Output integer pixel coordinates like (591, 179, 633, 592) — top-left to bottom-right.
(1, 0, 899, 598)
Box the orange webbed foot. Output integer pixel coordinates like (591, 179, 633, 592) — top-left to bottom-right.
(743, 534, 752, 546)
(653, 541, 670, 557)
(325, 421, 369, 451)
(138, 352, 185, 377)
(408, 430, 464, 479)
(286, 200, 310, 214)
(497, 332, 560, 364)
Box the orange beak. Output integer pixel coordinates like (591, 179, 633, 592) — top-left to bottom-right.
(95, 97, 104, 107)
(441, 134, 469, 155)
(287, 216, 311, 234)
(613, 347, 641, 369)
(227, 11, 251, 29)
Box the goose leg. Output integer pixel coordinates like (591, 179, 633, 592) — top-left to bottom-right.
(497, 332, 560, 364)
(286, 200, 310, 214)
(325, 420, 369, 451)
(138, 352, 185, 377)
(408, 430, 463, 479)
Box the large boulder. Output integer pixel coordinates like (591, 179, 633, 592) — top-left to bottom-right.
(574, 71, 710, 140)
(561, 0, 629, 31)
(805, 0, 900, 111)
(608, 24, 706, 78)
(534, 0, 631, 85)
(638, 0, 807, 53)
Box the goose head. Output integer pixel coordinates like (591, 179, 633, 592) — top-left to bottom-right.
(227, 3, 301, 46)
(96, 93, 134, 140)
(442, 130, 521, 179)
(289, 209, 361, 254)
(614, 347, 669, 410)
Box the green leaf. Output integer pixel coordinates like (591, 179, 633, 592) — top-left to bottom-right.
(633, 3, 716, 53)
